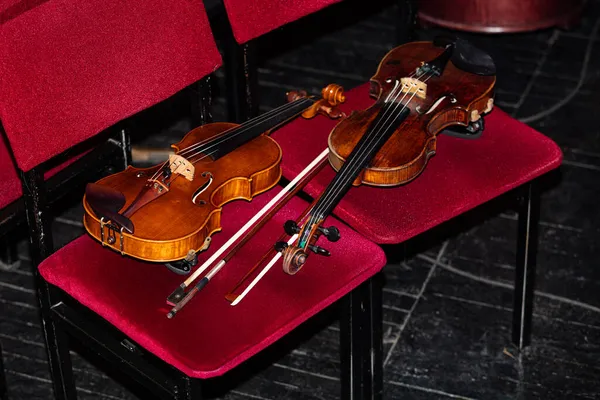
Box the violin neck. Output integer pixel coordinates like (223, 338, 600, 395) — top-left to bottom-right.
(204, 97, 315, 160)
(304, 102, 410, 238)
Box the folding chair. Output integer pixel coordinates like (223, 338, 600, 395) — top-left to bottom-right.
(271, 82, 563, 349)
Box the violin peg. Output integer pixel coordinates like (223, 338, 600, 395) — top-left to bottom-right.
(286, 90, 308, 103)
(321, 84, 345, 106)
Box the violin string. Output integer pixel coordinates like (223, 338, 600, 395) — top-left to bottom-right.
(177, 98, 310, 159)
(306, 69, 434, 233)
(313, 71, 434, 219)
(153, 70, 419, 184)
(302, 76, 418, 230)
(147, 98, 311, 182)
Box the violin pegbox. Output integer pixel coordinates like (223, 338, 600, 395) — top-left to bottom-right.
(301, 84, 347, 120)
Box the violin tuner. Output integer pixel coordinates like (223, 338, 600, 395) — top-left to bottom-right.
(284, 220, 301, 235)
(308, 245, 330, 256)
(318, 225, 340, 242)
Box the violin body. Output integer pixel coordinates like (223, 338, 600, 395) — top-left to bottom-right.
(83, 123, 282, 262)
(280, 39, 497, 275)
(328, 41, 495, 187)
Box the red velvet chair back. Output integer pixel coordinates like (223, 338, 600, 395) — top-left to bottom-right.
(221, 0, 342, 43)
(0, 0, 222, 172)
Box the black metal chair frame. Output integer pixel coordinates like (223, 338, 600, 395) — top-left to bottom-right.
(0, 124, 131, 400)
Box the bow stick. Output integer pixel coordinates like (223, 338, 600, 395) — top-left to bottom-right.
(224, 196, 318, 304)
(166, 149, 330, 314)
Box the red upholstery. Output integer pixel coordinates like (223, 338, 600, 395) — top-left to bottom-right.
(271, 83, 563, 244)
(0, 132, 89, 211)
(222, 0, 341, 43)
(39, 192, 385, 378)
(0, 0, 221, 172)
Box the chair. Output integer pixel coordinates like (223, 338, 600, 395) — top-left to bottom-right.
(3, 2, 389, 400)
(271, 82, 563, 349)
(0, 0, 221, 397)
(213, 0, 342, 122)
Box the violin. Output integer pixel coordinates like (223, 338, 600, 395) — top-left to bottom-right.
(83, 84, 346, 265)
(276, 38, 496, 275)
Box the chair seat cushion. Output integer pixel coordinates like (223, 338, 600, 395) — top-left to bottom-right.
(39, 192, 385, 378)
(271, 83, 563, 244)
(222, 0, 341, 43)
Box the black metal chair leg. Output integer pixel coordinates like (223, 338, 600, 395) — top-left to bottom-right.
(340, 274, 384, 400)
(0, 338, 7, 400)
(512, 181, 540, 349)
(189, 77, 214, 127)
(176, 377, 202, 400)
(223, 34, 258, 123)
(20, 169, 77, 400)
(396, 0, 417, 44)
(118, 127, 132, 170)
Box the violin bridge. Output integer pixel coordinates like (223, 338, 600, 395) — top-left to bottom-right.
(400, 77, 427, 99)
(168, 154, 195, 181)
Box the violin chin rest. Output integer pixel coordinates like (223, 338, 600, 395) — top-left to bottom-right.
(86, 183, 134, 234)
(433, 35, 496, 76)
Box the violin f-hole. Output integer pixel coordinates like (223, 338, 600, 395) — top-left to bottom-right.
(192, 172, 213, 205)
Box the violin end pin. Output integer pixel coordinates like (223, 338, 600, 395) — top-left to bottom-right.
(166, 310, 176, 319)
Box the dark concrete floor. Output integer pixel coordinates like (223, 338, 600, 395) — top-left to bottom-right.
(1, 0, 600, 399)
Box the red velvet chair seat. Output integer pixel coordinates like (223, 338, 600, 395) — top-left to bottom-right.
(271, 83, 563, 243)
(39, 193, 385, 378)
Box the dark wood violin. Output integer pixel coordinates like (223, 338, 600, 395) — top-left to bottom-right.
(277, 38, 496, 275)
(83, 84, 346, 264)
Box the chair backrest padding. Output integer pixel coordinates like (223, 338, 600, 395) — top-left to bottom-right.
(0, 0, 222, 171)
(222, 0, 341, 44)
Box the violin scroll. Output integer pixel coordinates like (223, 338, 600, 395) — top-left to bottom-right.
(280, 216, 340, 275)
(286, 84, 347, 120)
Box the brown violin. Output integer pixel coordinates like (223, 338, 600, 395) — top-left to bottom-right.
(83, 84, 345, 264)
(278, 38, 496, 274)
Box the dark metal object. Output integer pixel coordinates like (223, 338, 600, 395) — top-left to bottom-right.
(442, 117, 485, 139)
(219, 8, 259, 123)
(20, 167, 77, 400)
(513, 182, 540, 349)
(165, 253, 198, 275)
(189, 77, 214, 126)
(340, 275, 384, 400)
